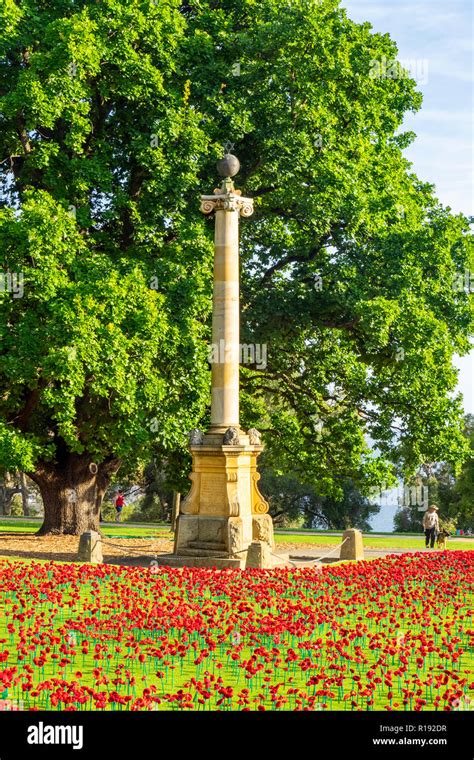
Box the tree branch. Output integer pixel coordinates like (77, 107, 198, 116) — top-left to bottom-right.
(259, 232, 332, 284)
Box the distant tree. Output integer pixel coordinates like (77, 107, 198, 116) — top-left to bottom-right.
(313, 481, 379, 531)
(132, 461, 173, 523)
(260, 467, 379, 530)
(393, 505, 416, 533)
(448, 415, 474, 531)
(393, 473, 439, 532)
(18, 471, 29, 516)
(394, 418, 474, 532)
(258, 468, 315, 527)
(0, 472, 21, 515)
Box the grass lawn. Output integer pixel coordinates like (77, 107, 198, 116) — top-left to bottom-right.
(0, 519, 169, 538)
(274, 533, 474, 552)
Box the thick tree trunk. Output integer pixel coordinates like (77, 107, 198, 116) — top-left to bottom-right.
(29, 455, 121, 535)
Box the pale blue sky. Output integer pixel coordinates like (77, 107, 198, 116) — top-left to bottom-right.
(342, 0, 474, 414)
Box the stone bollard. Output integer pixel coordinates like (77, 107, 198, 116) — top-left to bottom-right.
(245, 541, 272, 569)
(78, 531, 103, 564)
(340, 528, 364, 561)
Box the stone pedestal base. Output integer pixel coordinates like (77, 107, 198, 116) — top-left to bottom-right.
(170, 432, 277, 568)
(340, 528, 364, 561)
(154, 547, 289, 570)
(174, 513, 275, 557)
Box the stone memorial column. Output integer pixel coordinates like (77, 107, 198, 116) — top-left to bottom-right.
(166, 154, 279, 568)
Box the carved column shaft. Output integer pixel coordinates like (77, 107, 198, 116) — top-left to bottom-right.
(200, 190, 254, 433)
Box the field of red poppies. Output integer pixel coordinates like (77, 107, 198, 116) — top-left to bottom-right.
(0, 552, 472, 711)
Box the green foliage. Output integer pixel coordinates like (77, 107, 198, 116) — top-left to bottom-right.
(0, 0, 471, 506)
(394, 419, 474, 532)
(438, 516, 457, 535)
(127, 496, 168, 524)
(393, 473, 448, 533)
(259, 465, 379, 530)
(0, 0, 214, 480)
(446, 415, 474, 531)
(9, 493, 24, 517)
(393, 505, 420, 533)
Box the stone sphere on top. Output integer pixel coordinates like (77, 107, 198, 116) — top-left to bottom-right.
(217, 153, 240, 178)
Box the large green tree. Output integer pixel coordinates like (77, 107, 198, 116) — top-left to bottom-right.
(0, 0, 214, 532)
(0, 0, 472, 533)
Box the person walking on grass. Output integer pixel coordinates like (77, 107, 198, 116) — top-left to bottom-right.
(115, 491, 125, 522)
(423, 504, 439, 549)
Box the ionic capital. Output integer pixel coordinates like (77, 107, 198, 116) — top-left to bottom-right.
(200, 193, 254, 217)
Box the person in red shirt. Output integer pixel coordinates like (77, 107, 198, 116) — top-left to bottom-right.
(115, 492, 125, 522)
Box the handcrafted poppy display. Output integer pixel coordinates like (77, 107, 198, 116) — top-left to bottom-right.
(0, 552, 472, 711)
